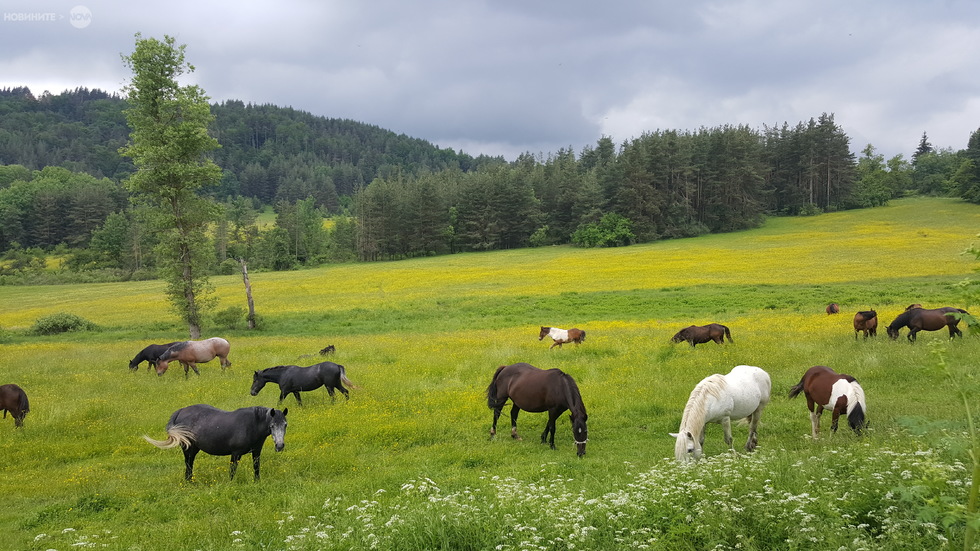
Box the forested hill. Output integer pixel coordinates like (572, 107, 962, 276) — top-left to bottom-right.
(0, 86, 501, 202)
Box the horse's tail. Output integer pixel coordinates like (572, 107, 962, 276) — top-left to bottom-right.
(143, 426, 194, 450)
(787, 376, 806, 399)
(486, 365, 507, 408)
(723, 325, 733, 343)
(338, 365, 358, 389)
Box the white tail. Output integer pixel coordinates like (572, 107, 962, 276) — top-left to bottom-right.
(143, 426, 194, 449)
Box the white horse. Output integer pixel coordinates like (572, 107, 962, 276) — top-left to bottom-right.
(669, 365, 771, 462)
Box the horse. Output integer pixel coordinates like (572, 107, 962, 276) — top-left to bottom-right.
(155, 337, 232, 377)
(826, 303, 840, 315)
(886, 306, 969, 342)
(250, 362, 355, 405)
(669, 365, 770, 462)
(144, 404, 288, 481)
(788, 365, 867, 438)
(538, 326, 586, 349)
(319, 345, 335, 355)
(128, 342, 180, 371)
(853, 310, 878, 340)
(486, 362, 589, 457)
(671, 323, 732, 347)
(905, 303, 923, 311)
(0, 384, 29, 428)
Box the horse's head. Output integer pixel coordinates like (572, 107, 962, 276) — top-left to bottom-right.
(250, 371, 268, 396)
(268, 408, 288, 452)
(538, 327, 549, 341)
(670, 328, 690, 343)
(128, 359, 140, 371)
(571, 413, 588, 458)
(154, 359, 170, 376)
(886, 325, 900, 340)
(670, 431, 702, 462)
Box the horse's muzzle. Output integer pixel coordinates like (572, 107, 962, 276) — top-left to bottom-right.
(275, 442, 284, 452)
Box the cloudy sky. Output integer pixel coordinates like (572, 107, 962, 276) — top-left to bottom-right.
(2, 1, 979, 161)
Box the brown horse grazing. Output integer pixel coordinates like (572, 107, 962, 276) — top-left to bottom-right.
(155, 337, 232, 377)
(886, 307, 969, 342)
(788, 366, 867, 438)
(905, 303, 923, 311)
(853, 310, 878, 340)
(0, 384, 30, 428)
(486, 363, 588, 457)
(826, 303, 840, 315)
(538, 326, 586, 349)
(671, 323, 732, 347)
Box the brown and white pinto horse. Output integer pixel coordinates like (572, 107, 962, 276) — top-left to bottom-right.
(886, 306, 969, 342)
(788, 365, 866, 438)
(538, 326, 586, 349)
(853, 310, 877, 339)
(155, 337, 232, 377)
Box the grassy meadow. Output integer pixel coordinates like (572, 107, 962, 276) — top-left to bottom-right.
(1, 196, 979, 550)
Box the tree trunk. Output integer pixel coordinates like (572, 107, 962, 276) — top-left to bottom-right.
(239, 258, 256, 329)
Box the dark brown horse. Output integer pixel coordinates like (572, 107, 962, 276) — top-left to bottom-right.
(853, 310, 877, 339)
(886, 307, 969, 342)
(0, 384, 29, 428)
(486, 363, 588, 457)
(826, 303, 840, 315)
(155, 337, 232, 377)
(788, 365, 867, 438)
(538, 326, 586, 349)
(671, 323, 732, 347)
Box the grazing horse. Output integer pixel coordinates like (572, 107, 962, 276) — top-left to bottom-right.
(788, 365, 867, 438)
(671, 323, 732, 347)
(144, 404, 288, 481)
(826, 303, 840, 315)
(853, 310, 878, 340)
(129, 342, 180, 371)
(538, 326, 586, 349)
(319, 345, 335, 355)
(905, 303, 923, 311)
(669, 365, 770, 462)
(250, 362, 355, 405)
(155, 337, 232, 377)
(486, 362, 589, 457)
(0, 384, 29, 428)
(886, 307, 969, 342)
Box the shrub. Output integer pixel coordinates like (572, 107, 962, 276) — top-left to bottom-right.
(572, 213, 635, 247)
(212, 305, 247, 329)
(29, 312, 98, 335)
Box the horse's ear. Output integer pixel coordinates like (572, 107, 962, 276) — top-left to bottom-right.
(281, 407, 288, 417)
(668, 432, 680, 438)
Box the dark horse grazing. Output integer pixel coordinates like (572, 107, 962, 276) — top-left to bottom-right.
(144, 404, 288, 481)
(319, 345, 335, 355)
(789, 365, 867, 438)
(538, 326, 586, 349)
(128, 342, 180, 371)
(251, 362, 355, 405)
(0, 384, 29, 428)
(671, 323, 732, 347)
(853, 310, 878, 340)
(155, 337, 232, 377)
(886, 306, 969, 342)
(486, 362, 588, 457)
(826, 303, 840, 315)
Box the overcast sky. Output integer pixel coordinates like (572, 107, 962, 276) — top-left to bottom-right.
(2, 1, 979, 161)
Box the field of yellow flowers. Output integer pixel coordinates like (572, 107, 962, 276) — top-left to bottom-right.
(1, 196, 979, 550)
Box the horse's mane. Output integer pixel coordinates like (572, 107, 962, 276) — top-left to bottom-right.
(845, 380, 866, 417)
(857, 310, 876, 320)
(558, 372, 587, 417)
(261, 365, 296, 373)
(166, 341, 190, 353)
(888, 309, 912, 328)
(679, 374, 727, 433)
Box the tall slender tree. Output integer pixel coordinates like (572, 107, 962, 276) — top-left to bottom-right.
(120, 34, 222, 338)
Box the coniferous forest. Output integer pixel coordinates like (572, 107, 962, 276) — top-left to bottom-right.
(1, 86, 978, 283)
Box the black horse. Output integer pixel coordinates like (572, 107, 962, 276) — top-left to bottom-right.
(144, 404, 288, 481)
(887, 306, 970, 342)
(486, 362, 589, 457)
(671, 323, 733, 346)
(250, 362, 355, 405)
(0, 384, 29, 428)
(128, 342, 180, 371)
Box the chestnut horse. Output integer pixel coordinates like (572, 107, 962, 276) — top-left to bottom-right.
(886, 306, 969, 342)
(486, 362, 588, 457)
(789, 365, 867, 438)
(826, 303, 840, 315)
(155, 337, 232, 377)
(853, 310, 877, 340)
(0, 384, 29, 428)
(671, 323, 732, 347)
(538, 326, 586, 349)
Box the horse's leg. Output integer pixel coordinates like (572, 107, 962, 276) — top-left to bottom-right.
(510, 405, 522, 440)
(183, 447, 200, 481)
(292, 391, 303, 406)
(541, 411, 560, 449)
(745, 410, 761, 452)
(252, 450, 261, 481)
(339, 385, 350, 401)
(830, 409, 841, 434)
(490, 407, 502, 439)
(810, 405, 822, 439)
(907, 329, 917, 343)
(190, 362, 200, 376)
(229, 453, 241, 481)
(950, 324, 962, 338)
(721, 416, 734, 450)
(278, 389, 288, 405)
(325, 386, 336, 403)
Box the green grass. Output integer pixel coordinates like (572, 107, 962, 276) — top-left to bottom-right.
(0, 197, 979, 550)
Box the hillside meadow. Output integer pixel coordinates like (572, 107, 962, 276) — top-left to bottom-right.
(1, 196, 979, 550)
